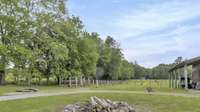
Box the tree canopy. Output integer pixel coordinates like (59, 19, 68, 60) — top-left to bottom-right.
(0, 0, 180, 85)
(0, 0, 136, 85)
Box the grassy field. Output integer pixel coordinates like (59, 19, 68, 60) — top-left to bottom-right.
(0, 93, 200, 112)
(0, 80, 185, 95)
(0, 85, 64, 95)
(0, 80, 199, 112)
(92, 80, 188, 93)
(0, 85, 86, 95)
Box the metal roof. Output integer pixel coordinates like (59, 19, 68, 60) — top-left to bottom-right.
(169, 56, 200, 72)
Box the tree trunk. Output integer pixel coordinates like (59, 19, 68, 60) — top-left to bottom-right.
(16, 74, 20, 85)
(26, 75, 31, 86)
(57, 76, 62, 86)
(46, 76, 50, 85)
(0, 70, 5, 85)
(38, 77, 42, 85)
(0, 58, 6, 85)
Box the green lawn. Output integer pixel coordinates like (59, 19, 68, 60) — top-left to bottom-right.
(0, 93, 200, 112)
(91, 80, 188, 93)
(0, 85, 19, 95)
(0, 80, 186, 96)
(0, 85, 74, 95)
(0, 80, 199, 112)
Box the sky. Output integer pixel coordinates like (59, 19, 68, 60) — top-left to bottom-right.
(67, 0, 200, 68)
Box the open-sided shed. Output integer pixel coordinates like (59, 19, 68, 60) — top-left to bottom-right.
(169, 56, 200, 89)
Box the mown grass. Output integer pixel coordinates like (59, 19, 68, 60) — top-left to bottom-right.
(0, 85, 19, 95)
(0, 80, 183, 95)
(0, 80, 198, 112)
(0, 80, 187, 95)
(0, 93, 200, 112)
(0, 85, 73, 95)
(91, 80, 188, 93)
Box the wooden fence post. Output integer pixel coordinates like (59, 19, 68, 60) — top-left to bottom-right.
(83, 77, 85, 86)
(87, 78, 90, 85)
(75, 77, 78, 88)
(96, 80, 99, 87)
(92, 80, 95, 85)
(80, 76, 83, 87)
(69, 77, 72, 88)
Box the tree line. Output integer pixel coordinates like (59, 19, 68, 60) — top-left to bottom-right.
(132, 62, 173, 79)
(0, 0, 135, 85)
(0, 0, 179, 86)
(134, 57, 185, 79)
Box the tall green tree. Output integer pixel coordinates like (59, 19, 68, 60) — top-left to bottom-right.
(78, 34, 99, 78)
(101, 36, 123, 79)
(0, 0, 139, 85)
(120, 60, 135, 80)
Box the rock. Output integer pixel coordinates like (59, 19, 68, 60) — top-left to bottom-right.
(63, 96, 135, 112)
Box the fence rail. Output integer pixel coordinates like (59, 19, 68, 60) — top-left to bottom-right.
(61, 77, 123, 87)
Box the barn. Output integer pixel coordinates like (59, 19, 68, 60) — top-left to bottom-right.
(169, 56, 200, 90)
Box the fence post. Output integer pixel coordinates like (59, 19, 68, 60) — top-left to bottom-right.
(83, 77, 85, 86)
(69, 77, 72, 88)
(87, 78, 90, 85)
(80, 76, 83, 87)
(75, 77, 78, 88)
(96, 80, 99, 87)
(92, 80, 95, 85)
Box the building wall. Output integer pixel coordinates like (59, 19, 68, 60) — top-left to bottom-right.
(192, 64, 200, 83)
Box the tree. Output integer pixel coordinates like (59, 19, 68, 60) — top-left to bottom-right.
(150, 64, 173, 79)
(31, 0, 70, 84)
(0, 0, 138, 85)
(78, 34, 99, 78)
(133, 61, 145, 79)
(120, 60, 135, 80)
(0, 0, 35, 84)
(175, 57, 183, 64)
(101, 36, 123, 79)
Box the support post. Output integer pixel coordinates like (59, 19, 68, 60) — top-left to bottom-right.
(174, 71, 177, 88)
(172, 72, 174, 88)
(176, 70, 180, 88)
(173, 71, 175, 88)
(170, 73, 172, 88)
(184, 63, 188, 89)
(169, 72, 171, 88)
(178, 69, 181, 88)
(175, 70, 177, 88)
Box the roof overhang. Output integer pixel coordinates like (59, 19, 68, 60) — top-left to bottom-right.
(169, 56, 200, 72)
